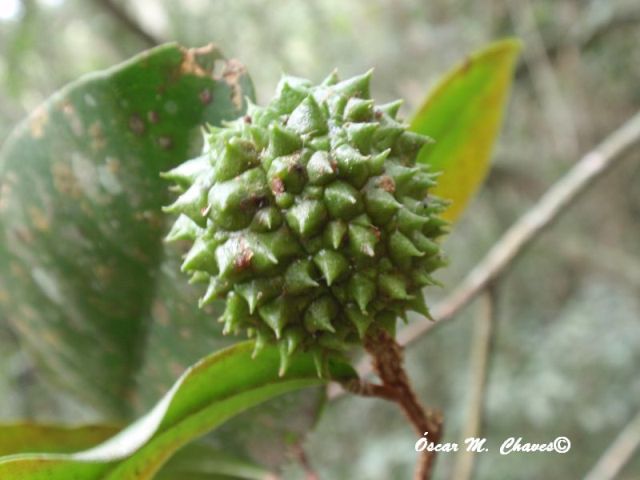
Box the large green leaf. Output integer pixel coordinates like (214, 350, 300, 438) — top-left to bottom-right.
(0, 342, 356, 479)
(155, 443, 273, 480)
(0, 424, 120, 456)
(0, 42, 254, 417)
(411, 39, 521, 222)
(0, 423, 272, 479)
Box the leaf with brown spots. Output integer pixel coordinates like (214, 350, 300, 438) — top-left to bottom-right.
(0, 42, 254, 416)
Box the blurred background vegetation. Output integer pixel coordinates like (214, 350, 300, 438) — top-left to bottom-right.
(0, 0, 639, 478)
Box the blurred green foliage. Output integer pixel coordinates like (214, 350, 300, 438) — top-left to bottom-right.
(1, 1, 639, 479)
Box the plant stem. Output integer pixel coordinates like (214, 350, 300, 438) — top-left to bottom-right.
(362, 328, 443, 480)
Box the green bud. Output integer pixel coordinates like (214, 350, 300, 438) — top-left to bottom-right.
(181, 236, 219, 274)
(304, 296, 338, 333)
(324, 180, 363, 219)
(250, 206, 283, 232)
(306, 151, 336, 185)
(164, 70, 448, 373)
(348, 273, 376, 313)
(393, 131, 432, 159)
(389, 230, 424, 268)
(266, 124, 303, 160)
(235, 277, 282, 314)
(334, 144, 370, 187)
(314, 249, 349, 285)
(345, 122, 377, 154)
(274, 81, 309, 114)
(252, 327, 269, 358)
(324, 220, 347, 249)
(199, 277, 231, 307)
(332, 69, 372, 98)
(268, 153, 307, 194)
(286, 199, 328, 238)
(166, 214, 204, 242)
(161, 154, 211, 189)
(364, 185, 401, 224)
(348, 224, 379, 258)
(284, 259, 319, 294)
(346, 303, 372, 338)
(285, 327, 304, 355)
(287, 95, 328, 135)
(373, 125, 404, 151)
(220, 292, 249, 335)
(379, 273, 413, 300)
(258, 296, 290, 338)
(164, 180, 210, 227)
(377, 99, 403, 119)
(208, 168, 269, 230)
(344, 98, 374, 122)
(213, 137, 259, 182)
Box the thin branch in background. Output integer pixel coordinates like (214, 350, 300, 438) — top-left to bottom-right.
(583, 409, 640, 480)
(326, 110, 640, 395)
(451, 288, 497, 480)
(578, 8, 640, 51)
(515, 5, 640, 79)
(509, 0, 579, 159)
(94, 0, 161, 48)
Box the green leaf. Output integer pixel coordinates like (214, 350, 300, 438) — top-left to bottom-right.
(411, 39, 521, 222)
(0, 424, 120, 456)
(0, 423, 271, 480)
(0, 341, 356, 480)
(156, 443, 273, 480)
(0, 423, 272, 480)
(0, 43, 254, 416)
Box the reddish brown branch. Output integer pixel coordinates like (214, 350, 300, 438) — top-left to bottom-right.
(341, 378, 397, 401)
(359, 328, 443, 480)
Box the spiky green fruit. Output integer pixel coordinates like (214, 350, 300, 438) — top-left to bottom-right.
(164, 71, 448, 376)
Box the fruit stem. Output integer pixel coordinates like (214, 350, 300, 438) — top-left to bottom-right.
(362, 328, 443, 480)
